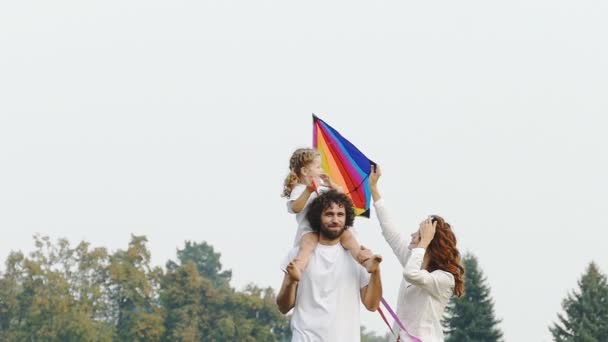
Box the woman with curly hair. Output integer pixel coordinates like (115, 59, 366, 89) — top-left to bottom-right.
(370, 165, 464, 342)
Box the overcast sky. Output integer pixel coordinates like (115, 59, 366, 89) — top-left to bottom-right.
(2, 1, 607, 340)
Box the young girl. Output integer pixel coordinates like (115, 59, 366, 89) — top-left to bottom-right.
(282, 147, 380, 280)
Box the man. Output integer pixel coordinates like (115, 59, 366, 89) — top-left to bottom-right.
(277, 190, 383, 342)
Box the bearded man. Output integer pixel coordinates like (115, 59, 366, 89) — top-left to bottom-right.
(276, 190, 383, 342)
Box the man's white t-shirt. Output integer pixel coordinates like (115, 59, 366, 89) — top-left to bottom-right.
(281, 242, 370, 342)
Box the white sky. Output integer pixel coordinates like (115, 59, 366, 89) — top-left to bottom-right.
(1, 1, 607, 341)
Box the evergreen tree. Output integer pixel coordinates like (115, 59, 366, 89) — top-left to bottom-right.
(443, 253, 503, 342)
(550, 262, 608, 341)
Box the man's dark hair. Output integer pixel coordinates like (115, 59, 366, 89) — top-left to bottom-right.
(306, 190, 355, 232)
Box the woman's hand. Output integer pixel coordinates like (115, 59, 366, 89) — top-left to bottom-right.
(370, 164, 382, 202)
(369, 164, 381, 188)
(417, 217, 437, 248)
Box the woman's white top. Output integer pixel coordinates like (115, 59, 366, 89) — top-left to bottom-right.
(374, 199, 455, 342)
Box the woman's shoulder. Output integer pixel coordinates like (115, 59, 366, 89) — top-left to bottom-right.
(429, 269, 455, 300)
(430, 269, 455, 285)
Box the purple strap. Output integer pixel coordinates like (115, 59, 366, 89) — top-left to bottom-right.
(380, 297, 423, 342)
(377, 307, 396, 337)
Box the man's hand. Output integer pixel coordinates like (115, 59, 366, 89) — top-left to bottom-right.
(276, 271, 299, 314)
(360, 246, 382, 311)
(358, 245, 382, 274)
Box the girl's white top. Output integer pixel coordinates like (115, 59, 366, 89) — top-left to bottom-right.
(374, 198, 455, 342)
(287, 184, 329, 246)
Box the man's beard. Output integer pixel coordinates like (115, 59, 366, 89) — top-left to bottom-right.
(319, 224, 346, 240)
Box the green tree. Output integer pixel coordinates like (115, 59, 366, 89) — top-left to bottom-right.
(1, 236, 289, 342)
(361, 326, 391, 342)
(109, 235, 165, 341)
(443, 253, 503, 342)
(550, 262, 608, 341)
(167, 241, 232, 289)
(161, 261, 223, 341)
(0, 251, 18, 326)
(0, 236, 114, 342)
(162, 241, 290, 341)
(211, 284, 290, 341)
(68, 240, 115, 340)
(0, 251, 27, 341)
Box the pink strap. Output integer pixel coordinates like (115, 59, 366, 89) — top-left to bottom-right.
(380, 297, 423, 342)
(377, 307, 396, 337)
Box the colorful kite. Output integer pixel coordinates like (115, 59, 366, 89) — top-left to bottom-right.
(312, 114, 375, 217)
(313, 115, 419, 340)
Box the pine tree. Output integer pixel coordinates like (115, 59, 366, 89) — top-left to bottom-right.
(550, 262, 608, 341)
(443, 253, 503, 342)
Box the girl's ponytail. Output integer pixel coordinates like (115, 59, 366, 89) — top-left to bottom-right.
(281, 148, 320, 197)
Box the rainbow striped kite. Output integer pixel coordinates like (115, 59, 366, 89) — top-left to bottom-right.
(312, 114, 375, 218)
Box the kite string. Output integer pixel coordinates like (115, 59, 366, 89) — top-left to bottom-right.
(345, 171, 371, 195)
(380, 297, 422, 342)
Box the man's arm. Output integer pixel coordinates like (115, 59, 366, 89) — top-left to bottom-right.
(276, 272, 299, 314)
(360, 268, 382, 311)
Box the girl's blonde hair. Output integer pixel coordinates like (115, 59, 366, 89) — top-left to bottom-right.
(281, 148, 320, 198)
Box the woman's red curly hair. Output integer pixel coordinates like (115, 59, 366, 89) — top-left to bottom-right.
(426, 215, 465, 297)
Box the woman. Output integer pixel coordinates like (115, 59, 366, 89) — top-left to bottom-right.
(370, 165, 464, 342)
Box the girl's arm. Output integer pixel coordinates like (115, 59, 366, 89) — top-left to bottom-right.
(370, 166, 411, 267)
(319, 174, 344, 193)
(289, 185, 314, 213)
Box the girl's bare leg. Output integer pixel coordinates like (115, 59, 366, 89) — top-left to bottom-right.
(289, 232, 319, 281)
(340, 230, 382, 273)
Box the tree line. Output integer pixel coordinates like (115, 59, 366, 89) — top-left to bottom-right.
(0, 236, 606, 341)
(0, 236, 289, 341)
